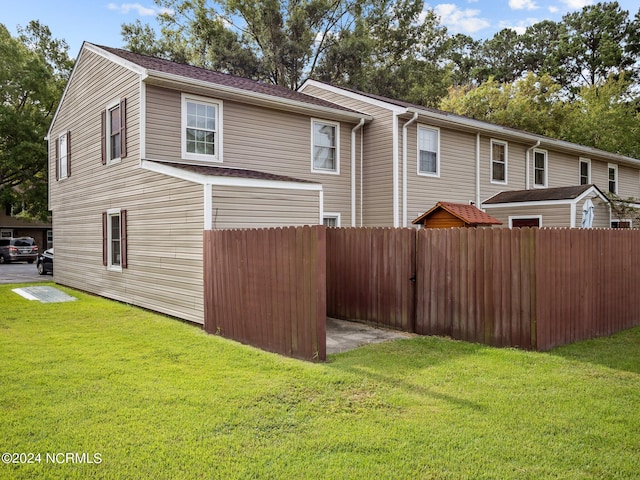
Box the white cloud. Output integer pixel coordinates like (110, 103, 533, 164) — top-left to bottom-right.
(433, 3, 490, 34)
(107, 3, 172, 16)
(509, 0, 538, 10)
(549, 5, 559, 13)
(498, 18, 539, 34)
(560, 0, 593, 8)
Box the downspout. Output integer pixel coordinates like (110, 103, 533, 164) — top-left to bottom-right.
(351, 118, 365, 227)
(204, 184, 213, 230)
(402, 112, 419, 227)
(393, 113, 400, 227)
(360, 123, 364, 227)
(526, 141, 541, 190)
(476, 133, 481, 208)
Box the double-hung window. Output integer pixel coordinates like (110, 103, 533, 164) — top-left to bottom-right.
(608, 164, 618, 194)
(102, 98, 127, 165)
(312, 119, 339, 173)
(418, 125, 439, 176)
(579, 158, 591, 185)
(182, 94, 221, 162)
(491, 140, 507, 184)
(57, 131, 71, 180)
(103, 209, 127, 270)
(533, 149, 548, 187)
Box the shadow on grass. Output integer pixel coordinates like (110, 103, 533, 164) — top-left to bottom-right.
(549, 325, 640, 375)
(327, 336, 487, 412)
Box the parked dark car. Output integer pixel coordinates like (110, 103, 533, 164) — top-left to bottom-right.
(37, 248, 54, 275)
(0, 237, 39, 264)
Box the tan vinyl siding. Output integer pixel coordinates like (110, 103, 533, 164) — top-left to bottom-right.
(589, 199, 611, 228)
(211, 186, 320, 229)
(300, 84, 394, 226)
(487, 204, 572, 228)
(145, 85, 354, 225)
(49, 49, 205, 324)
(405, 124, 477, 223)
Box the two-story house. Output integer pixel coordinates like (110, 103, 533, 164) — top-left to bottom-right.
(299, 80, 640, 229)
(47, 43, 370, 323)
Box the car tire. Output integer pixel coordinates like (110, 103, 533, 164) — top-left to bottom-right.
(37, 263, 45, 275)
(27, 260, 35, 264)
(0, 255, 5, 264)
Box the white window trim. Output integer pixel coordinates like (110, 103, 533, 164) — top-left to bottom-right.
(579, 158, 591, 185)
(1, 229, 13, 238)
(105, 99, 122, 165)
(417, 124, 440, 178)
(508, 215, 542, 228)
(533, 148, 548, 188)
(311, 118, 340, 175)
(181, 93, 223, 163)
(106, 208, 122, 272)
(58, 131, 69, 180)
(490, 139, 508, 185)
(323, 213, 341, 227)
(608, 163, 618, 194)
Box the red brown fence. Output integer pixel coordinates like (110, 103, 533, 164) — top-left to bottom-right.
(327, 227, 640, 351)
(203, 226, 326, 361)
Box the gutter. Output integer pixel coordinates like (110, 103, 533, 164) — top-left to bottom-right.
(402, 112, 419, 227)
(351, 118, 365, 227)
(393, 113, 399, 227)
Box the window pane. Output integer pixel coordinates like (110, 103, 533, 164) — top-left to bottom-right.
(314, 146, 335, 170)
(185, 101, 217, 157)
(492, 143, 505, 161)
(323, 217, 337, 227)
(314, 123, 335, 148)
(419, 151, 437, 174)
(110, 106, 120, 132)
(492, 162, 505, 181)
(110, 132, 121, 159)
(535, 152, 545, 169)
(110, 215, 121, 266)
(535, 169, 545, 186)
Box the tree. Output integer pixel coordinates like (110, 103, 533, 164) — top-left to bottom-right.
(0, 22, 73, 220)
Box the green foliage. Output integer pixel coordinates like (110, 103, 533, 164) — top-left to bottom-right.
(0, 22, 72, 220)
(1, 284, 640, 478)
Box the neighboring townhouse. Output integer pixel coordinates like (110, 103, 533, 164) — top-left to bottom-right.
(47, 43, 369, 324)
(0, 207, 52, 253)
(299, 80, 640, 228)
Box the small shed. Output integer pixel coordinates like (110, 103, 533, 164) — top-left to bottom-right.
(412, 201, 503, 228)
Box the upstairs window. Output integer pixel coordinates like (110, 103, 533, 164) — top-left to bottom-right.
(57, 131, 71, 180)
(579, 158, 591, 185)
(608, 164, 618, 194)
(312, 119, 339, 173)
(102, 98, 127, 165)
(418, 125, 439, 176)
(182, 94, 221, 162)
(491, 140, 507, 184)
(533, 149, 547, 187)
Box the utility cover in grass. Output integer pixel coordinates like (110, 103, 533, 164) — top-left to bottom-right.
(12, 286, 77, 303)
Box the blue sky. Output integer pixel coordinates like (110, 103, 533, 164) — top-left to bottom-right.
(3, 0, 639, 57)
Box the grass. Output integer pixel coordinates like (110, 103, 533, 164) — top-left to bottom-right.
(1, 283, 639, 479)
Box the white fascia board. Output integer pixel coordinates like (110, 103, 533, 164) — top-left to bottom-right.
(406, 106, 640, 168)
(149, 72, 371, 122)
(141, 159, 323, 191)
(574, 186, 610, 204)
(300, 80, 407, 114)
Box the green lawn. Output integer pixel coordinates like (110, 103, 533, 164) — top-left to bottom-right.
(1, 283, 639, 479)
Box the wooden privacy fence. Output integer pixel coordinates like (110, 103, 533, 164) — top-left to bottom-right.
(328, 227, 640, 351)
(203, 226, 326, 361)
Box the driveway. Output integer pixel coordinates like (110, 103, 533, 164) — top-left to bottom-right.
(0, 262, 51, 284)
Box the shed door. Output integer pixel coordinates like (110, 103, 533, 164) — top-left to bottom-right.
(511, 218, 540, 228)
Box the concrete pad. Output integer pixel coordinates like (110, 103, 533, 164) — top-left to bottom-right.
(326, 317, 414, 354)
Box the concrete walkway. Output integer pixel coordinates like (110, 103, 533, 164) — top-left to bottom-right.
(325, 317, 414, 354)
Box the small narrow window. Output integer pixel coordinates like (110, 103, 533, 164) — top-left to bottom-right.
(57, 131, 71, 180)
(608, 164, 618, 194)
(491, 140, 507, 183)
(579, 158, 591, 185)
(103, 209, 127, 270)
(102, 98, 127, 165)
(533, 149, 547, 187)
(323, 214, 340, 227)
(312, 119, 339, 173)
(418, 125, 439, 176)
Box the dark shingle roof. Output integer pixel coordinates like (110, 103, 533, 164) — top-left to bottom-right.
(94, 45, 362, 115)
(483, 185, 604, 204)
(153, 161, 318, 184)
(412, 202, 502, 226)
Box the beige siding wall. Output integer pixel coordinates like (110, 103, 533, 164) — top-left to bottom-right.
(49, 49, 205, 324)
(146, 85, 355, 225)
(211, 186, 320, 229)
(300, 84, 394, 226)
(487, 204, 571, 228)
